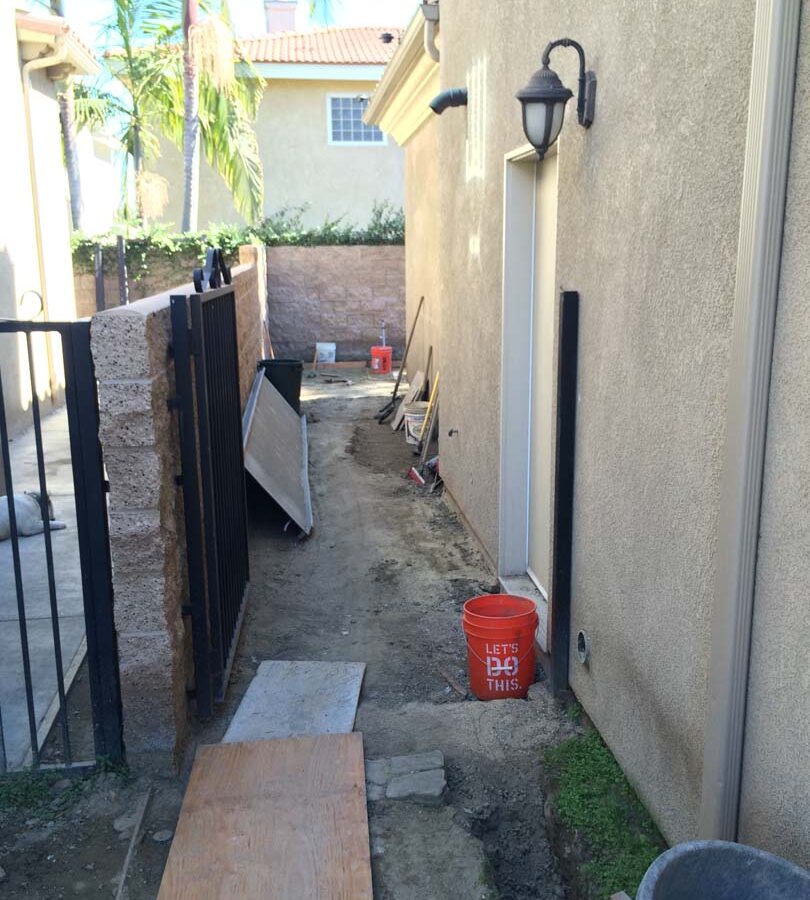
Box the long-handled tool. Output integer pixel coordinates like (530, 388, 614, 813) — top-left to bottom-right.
(376, 295, 425, 423)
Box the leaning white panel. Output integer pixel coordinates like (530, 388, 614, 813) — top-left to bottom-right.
(242, 371, 313, 534)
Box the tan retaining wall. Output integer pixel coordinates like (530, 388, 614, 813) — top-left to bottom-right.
(89, 249, 264, 763)
(265, 245, 405, 360)
(74, 252, 202, 319)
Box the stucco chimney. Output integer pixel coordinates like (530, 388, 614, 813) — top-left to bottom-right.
(264, 0, 297, 33)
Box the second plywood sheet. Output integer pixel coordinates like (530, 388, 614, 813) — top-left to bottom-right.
(222, 660, 366, 744)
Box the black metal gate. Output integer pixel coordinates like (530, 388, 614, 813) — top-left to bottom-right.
(0, 320, 123, 773)
(170, 260, 250, 718)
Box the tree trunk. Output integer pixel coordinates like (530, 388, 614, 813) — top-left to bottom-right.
(132, 115, 145, 222)
(59, 79, 83, 231)
(181, 0, 200, 233)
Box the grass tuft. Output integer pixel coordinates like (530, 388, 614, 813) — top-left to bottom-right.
(544, 729, 665, 898)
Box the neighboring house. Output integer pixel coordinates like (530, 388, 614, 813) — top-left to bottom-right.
(1, 8, 97, 439)
(75, 127, 128, 235)
(367, 0, 810, 869)
(150, 1, 404, 228)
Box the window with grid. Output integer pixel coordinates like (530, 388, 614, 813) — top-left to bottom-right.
(329, 96, 385, 144)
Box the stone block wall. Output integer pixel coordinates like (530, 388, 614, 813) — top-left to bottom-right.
(90, 249, 265, 763)
(75, 252, 202, 319)
(265, 245, 405, 360)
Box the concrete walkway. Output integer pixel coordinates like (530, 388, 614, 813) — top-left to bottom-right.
(0, 406, 86, 769)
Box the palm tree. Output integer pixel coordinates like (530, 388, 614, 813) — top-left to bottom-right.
(46, 0, 83, 229)
(76, 0, 264, 227)
(181, 0, 200, 231)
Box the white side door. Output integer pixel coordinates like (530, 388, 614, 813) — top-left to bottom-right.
(527, 154, 559, 596)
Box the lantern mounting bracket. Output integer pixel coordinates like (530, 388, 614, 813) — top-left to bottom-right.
(541, 38, 596, 128)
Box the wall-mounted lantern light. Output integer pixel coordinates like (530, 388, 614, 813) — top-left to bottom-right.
(516, 38, 596, 159)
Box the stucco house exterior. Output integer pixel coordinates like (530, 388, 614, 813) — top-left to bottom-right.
(1, 8, 97, 439)
(151, 2, 404, 229)
(367, 0, 810, 869)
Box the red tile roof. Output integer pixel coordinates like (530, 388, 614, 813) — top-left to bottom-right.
(15, 10, 95, 62)
(240, 26, 403, 65)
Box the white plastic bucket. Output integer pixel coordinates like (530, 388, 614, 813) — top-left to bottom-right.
(315, 341, 336, 364)
(403, 401, 428, 445)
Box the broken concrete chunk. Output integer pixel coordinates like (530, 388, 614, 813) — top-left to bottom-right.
(385, 768, 446, 805)
(364, 758, 390, 786)
(113, 812, 138, 833)
(526, 682, 546, 701)
(366, 782, 386, 802)
(388, 750, 445, 777)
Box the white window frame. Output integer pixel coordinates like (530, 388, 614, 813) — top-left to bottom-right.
(326, 93, 388, 147)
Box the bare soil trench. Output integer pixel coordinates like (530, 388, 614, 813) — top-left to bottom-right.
(0, 373, 577, 899)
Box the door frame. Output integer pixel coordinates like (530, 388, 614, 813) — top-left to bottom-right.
(498, 142, 559, 649)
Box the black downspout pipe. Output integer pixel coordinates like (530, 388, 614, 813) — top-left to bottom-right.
(429, 88, 468, 115)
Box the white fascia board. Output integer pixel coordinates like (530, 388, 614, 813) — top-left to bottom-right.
(249, 62, 385, 82)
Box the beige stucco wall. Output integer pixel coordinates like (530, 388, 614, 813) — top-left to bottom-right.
(737, 10, 810, 866)
(150, 78, 404, 229)
(0, 11, 77, 439)
(403, 120, 440, 382)
(418, 0, 755, 844)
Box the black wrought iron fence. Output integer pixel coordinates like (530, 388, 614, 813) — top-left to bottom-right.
(170, 252, 249, 717)
(0, 319, 123, 773)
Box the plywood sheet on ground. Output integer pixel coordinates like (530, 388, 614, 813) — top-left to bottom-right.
(243, 372, 313, 533)
(222, 660, 365, 743)
(157, 734, 372, 899)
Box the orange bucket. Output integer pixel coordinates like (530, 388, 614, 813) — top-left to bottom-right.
(462, 594, 538, 700)
(370, 345, 392, 374)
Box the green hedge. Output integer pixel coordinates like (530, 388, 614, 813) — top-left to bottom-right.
(71, 203, 405, 279)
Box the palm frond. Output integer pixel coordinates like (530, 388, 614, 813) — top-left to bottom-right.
(198, 79, 264, 222)
(73, 83, 125, 131)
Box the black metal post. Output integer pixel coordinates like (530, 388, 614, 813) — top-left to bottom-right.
(549, 290, 579, 694)
(63, 323, 124, 764)
(170, 295, 215, 718)
(116, 236, 129, 306)
(189, 295, 225, 691)
(94, 244, 105, 313)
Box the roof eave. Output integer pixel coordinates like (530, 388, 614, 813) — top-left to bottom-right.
(364, 10, 439, 146)
(16, 14, 99, 77)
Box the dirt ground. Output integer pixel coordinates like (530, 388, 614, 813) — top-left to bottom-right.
(0, 371, 578, 899)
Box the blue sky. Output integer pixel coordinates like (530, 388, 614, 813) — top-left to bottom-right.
(58, 0, 420, 47)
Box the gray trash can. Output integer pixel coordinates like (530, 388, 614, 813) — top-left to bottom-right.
(636, 840, 810, 899)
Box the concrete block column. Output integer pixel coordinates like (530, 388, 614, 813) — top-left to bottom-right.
(90, 290, 192, 764)
(89, 250, 265, 765)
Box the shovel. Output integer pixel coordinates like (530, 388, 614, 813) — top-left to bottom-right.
(376, 295, 425, 424)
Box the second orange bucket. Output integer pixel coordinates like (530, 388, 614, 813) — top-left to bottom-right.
(462, 594, 538, 700)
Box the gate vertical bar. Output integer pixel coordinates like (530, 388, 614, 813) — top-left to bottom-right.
(0, 369, 41, 767)
(0, 703, 6, 774)
(170, 295, 215, 718)
(549, 290, 579, 695)
(62, 323, 124, 763)
(25, 331, 72, 764)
